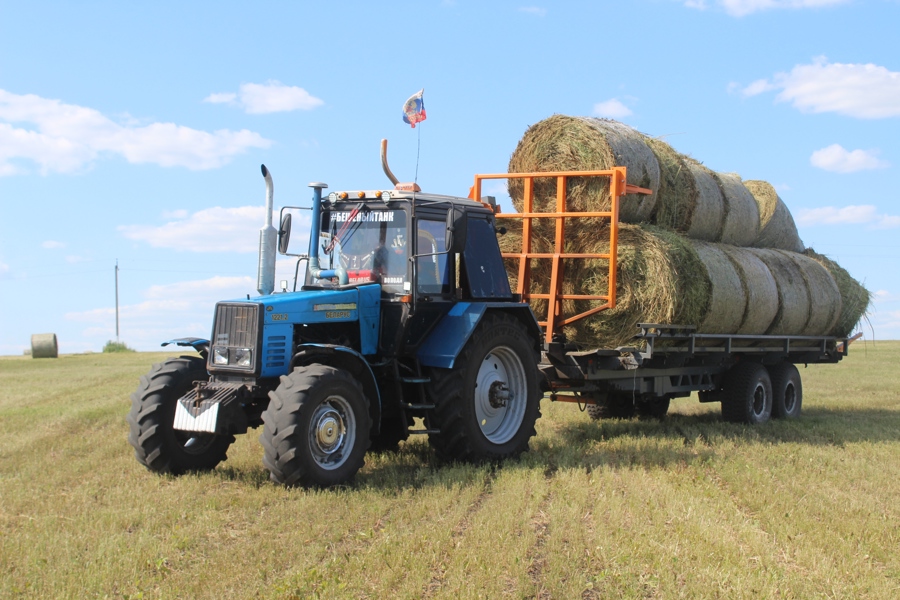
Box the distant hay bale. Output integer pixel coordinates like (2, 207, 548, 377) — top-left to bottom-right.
(744, 180, 804, 252)
(720, 246, 779, 334)
(31, 333, 58, 359)
(507, 115, 660, 225)
(694, 242, 745, 334)
(714, 173, 760, 246)
(803, 249, 871, 336)
(746, 249, 811, 335)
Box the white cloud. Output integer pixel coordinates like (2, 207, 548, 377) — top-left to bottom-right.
(65, 275, 256, 350)
(686, 0, 849, 16)
(593, 98, 633, 118)
(0, 89, 272, 176)
(119, 206, 311, 254)
(739, 58, 900, 118)
(42, 240, 65, 249)
(519, 6, 547, 16)
(796, 205, 900, 228)
(204, 81, 324, 114)
(873, 290, 900, 303)
(810, 144, 889, 173)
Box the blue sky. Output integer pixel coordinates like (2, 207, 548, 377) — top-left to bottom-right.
(1, 0, 898, 354)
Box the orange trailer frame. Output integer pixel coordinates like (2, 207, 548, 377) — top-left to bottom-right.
(471, 168, 651, 345)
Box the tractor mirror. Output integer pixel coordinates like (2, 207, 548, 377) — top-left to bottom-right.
(445, 205, 467, 253)
(278, 213, 292, 254)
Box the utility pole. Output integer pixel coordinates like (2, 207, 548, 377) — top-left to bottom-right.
(115, 260, 120, 342)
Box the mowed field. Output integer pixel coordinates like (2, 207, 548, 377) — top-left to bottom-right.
(1, 342, 899, 599)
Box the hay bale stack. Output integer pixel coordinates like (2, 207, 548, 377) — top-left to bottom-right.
(744, 180, 805, 252)
(507, 115, 660, 224)
(803, 249, 871, 336)
(31, 333, 58, 359)
(714, 172, 761, 246)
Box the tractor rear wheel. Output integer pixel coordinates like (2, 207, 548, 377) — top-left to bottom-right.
(127, 356, 234, 474)
(720, 362, 773, 424)
(261, 365, 371, 487)
(426, 313, 541, 463)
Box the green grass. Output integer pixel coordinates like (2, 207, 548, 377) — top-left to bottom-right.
(1, 342, 899, 598)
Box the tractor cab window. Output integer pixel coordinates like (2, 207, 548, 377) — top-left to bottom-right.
(309, 207, 410, 294)
(416, 219, 451, 296)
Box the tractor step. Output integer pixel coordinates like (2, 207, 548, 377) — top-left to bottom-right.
(407, 428, 440, 435)
(400, 376, 431, 384)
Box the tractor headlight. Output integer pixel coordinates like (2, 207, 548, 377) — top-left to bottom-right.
(234, 347, 252, 367)
(213, 346, 229, 365)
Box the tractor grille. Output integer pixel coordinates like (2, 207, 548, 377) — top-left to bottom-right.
(213, 303, 259, 348)
(209, 302, 261, 373)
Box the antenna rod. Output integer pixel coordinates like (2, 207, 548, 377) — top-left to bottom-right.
(115, 260, 119, 342)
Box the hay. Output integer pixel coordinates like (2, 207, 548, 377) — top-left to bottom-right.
(31, 333, 58, 359)
(684, 160, 724, 241)
(644, 136, 696, 233)
(694, 242, 745, 334)
(720, 246, 779, 334)
(746, 249, 811, 335)
(788, 252, 841, 336)
(744, 180, 804, 252)
(714, 173, 760, 246)
(507, 115, 659, 224)
(803, 249, 871, 336)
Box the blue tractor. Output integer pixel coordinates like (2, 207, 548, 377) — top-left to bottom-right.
(127, 146, 543, 487)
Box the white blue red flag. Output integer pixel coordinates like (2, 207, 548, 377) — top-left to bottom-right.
(402, 89, 426, 128)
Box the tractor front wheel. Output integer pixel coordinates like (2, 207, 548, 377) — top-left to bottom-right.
(261, 365, 371, 487)
(127, 356, 234, 474)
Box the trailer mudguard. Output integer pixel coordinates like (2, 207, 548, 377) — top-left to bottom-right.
(417, 302, 541, 369)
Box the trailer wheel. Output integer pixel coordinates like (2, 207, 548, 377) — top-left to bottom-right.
(586, 393, 636, 420)
(636, 395, 670, 420)
(769, 362, 802, 419)
(127, 356, 234, 474)
(261, 365, 370, 487)
(720, 362, 772, 424)
(427, 313, 541, 463)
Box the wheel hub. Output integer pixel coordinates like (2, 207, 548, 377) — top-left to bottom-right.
(314, 409, 344, 454)
(488, 381, 510, 408)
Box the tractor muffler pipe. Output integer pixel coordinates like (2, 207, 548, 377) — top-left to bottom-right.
(257, 164, 276, 296)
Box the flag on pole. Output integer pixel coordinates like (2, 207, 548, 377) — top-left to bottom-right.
(402, 89, 426, 128)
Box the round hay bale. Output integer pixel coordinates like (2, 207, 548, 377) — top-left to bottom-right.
(744, 180, 804, 252)
(31, 333, 58, 359)
(714, 173, 760, 246)
(746, 249, 810, 335)
(803, 249, 871, 336)
(720, 246, 779, 334)
(644, 136, 696, 233)
(694, 242, 746, 334)
(784, 253, 841, 336)
(507, 115, 660, 224)
(684, 161, 725, 241)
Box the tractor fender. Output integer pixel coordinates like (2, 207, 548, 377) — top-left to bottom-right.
(290, 343, 383, 435)
(417, 302, 542, 369)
